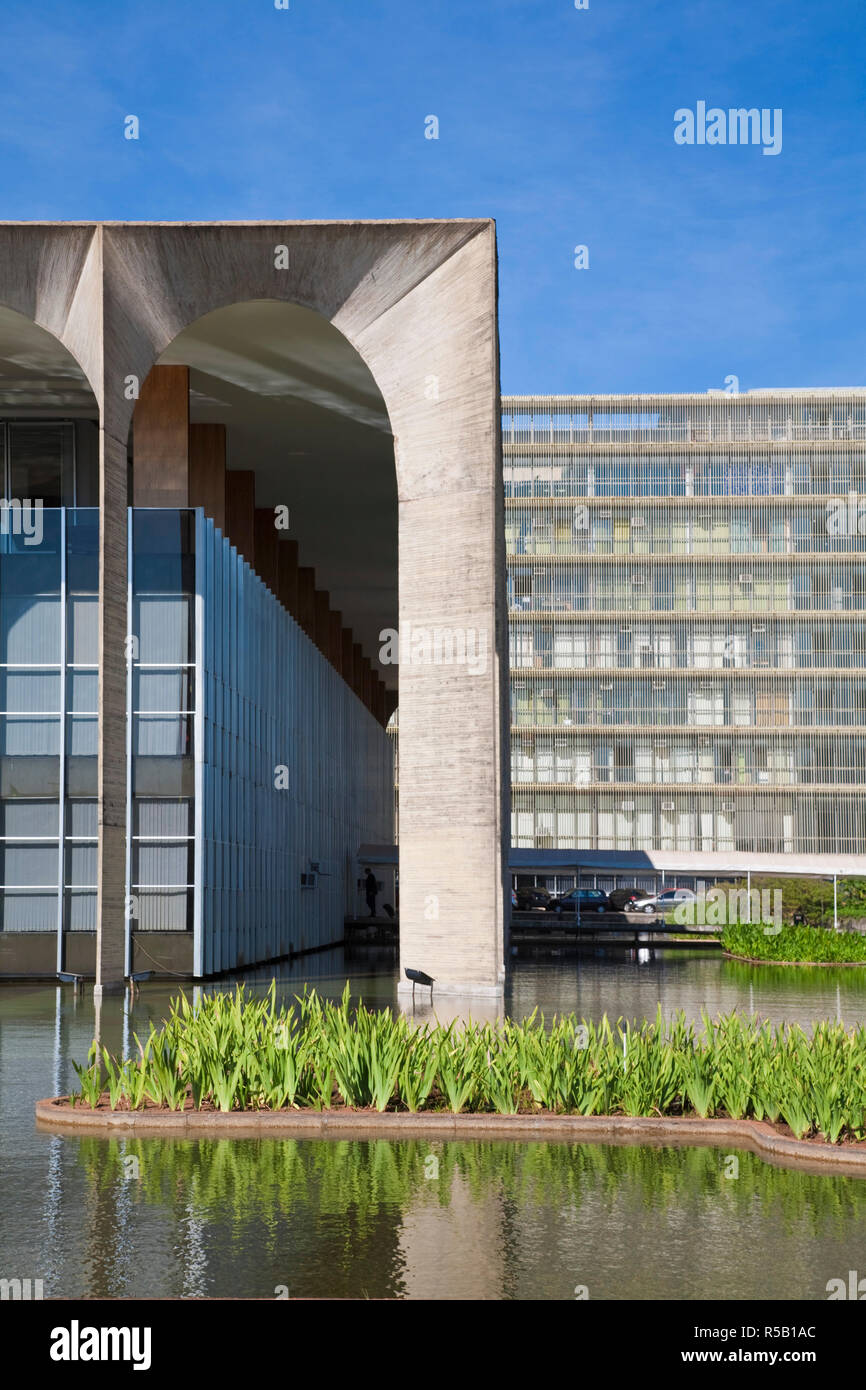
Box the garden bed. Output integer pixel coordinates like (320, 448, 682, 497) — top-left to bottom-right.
(41, 983, 866, 1151)
(721, 922, 866, 965)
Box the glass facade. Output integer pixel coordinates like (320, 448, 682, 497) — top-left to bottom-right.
(0, 508, 98, 934)
(503, 392, 866, 855)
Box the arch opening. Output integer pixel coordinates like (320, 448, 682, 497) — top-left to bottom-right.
(128, 299, 398, 972)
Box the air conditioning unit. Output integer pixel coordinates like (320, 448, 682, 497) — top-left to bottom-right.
(739, 573, 753, 584)
(630, 516, 646, 527)
(600, 682, 614, 691)
(653, 682, 666, 690)
(752, 625, 766, 634)
(621, 801, 635, 811)
(619, 626, 632, 633)
(631, 573, 647, 585)
(300, 873, 316, 889)
(721, 802, 735, 812)
(661, 801, 676, 811)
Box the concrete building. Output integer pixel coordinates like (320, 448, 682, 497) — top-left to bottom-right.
(503, 390, 866, 895)
(0, 221, 510, 997)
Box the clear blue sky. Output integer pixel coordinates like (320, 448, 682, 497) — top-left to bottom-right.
(0, 0, 863, 394)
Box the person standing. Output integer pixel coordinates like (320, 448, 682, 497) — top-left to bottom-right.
(364, 868, 378, 919)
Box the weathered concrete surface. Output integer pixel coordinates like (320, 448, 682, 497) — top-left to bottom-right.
(0, 221, 509, 994)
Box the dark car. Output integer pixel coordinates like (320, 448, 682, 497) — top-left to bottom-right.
(607, 887, 654, 913)
(546, 888, 611, 915)
(516, 886, 553, 911)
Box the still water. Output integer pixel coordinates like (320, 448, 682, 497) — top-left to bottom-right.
(3, 946, 866, 1300)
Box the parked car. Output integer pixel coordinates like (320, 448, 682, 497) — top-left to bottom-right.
(516, 886, 553, 911)
(638, 887, 697, 915)
(546, 888, 611, 916)
(607, 887, 654, 913)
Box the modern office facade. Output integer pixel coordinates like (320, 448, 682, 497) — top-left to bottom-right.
(503, 390, 866, 888)
(0, 221, 510, 993)
(0, 436, 394, 977)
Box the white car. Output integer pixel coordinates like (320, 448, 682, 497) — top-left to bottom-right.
(639, 888, 697, 915)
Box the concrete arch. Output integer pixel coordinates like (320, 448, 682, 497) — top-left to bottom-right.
(143, 297, 398, 685)
(0, 220, 510, 999)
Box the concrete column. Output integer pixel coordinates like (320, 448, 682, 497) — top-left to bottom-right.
(341, 626, 354, 679)
(95, 429, 129, 995)
(225, 470, 255, 564)
(189, 423, 226, 531)
(132, 365, 189, 506)
(254, 508, 279, 593)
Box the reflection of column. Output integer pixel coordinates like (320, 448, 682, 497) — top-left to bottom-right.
(398, 1171, 506, 1299)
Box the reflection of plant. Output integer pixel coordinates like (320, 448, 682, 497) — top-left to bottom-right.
(74, 1136, 866, 1248)
(68, 985, 866, 1145)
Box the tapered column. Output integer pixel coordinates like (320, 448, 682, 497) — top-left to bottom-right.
(189, 423, 226, 530)
(328, 611, 343, 673)
(132, 365, 189, 506)
(95, 431, 128, 996)
(225, 470, 255, 564)
(254, 508, 279, 593)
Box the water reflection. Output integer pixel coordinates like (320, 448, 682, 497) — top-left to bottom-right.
(4, 947, 866, 1301)
(54, 1136, 866, 1301)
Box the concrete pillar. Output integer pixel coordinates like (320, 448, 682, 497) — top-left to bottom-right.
(95, 429, 129, 995)
(225, 470, 255, 564)
(189, 423, 226, 531)
(132, 365, 189, 506)
(254, 508, 279, 593)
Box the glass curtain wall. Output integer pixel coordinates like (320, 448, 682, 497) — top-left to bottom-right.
(504, 393, 866, 854)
